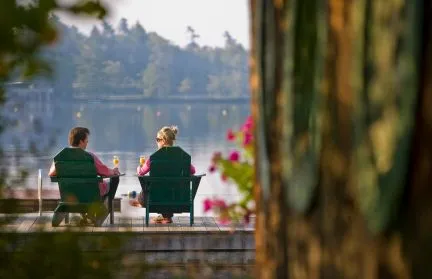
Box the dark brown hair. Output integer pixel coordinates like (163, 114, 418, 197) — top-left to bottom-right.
(68, 127, 90, 147)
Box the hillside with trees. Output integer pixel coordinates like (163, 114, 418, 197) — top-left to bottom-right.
(40, 16, 250, 101)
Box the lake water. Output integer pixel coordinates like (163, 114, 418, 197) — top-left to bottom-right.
(1, 100, 250, 216)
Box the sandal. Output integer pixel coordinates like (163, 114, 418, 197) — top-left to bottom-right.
(151, 215, 164, 224)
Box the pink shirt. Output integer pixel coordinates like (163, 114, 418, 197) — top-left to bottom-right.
(49, 151, 116, 196)
(136, 158, 196, 176)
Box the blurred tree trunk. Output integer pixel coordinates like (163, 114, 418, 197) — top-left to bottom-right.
(250, 0, 431, 278)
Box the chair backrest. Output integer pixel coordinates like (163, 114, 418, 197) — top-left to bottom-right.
(148, 146, 193, 211)
(54, 147, 101, 203)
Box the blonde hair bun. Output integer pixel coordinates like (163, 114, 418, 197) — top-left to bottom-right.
(170, 125, 178, 135)
(157, 125, 178, 146)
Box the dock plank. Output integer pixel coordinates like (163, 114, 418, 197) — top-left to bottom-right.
(117, 217, 132, 232)
(105, 216, 122, 232)
(1, 215, 26, 232)
(203, 216, 220, 232)
(29, 215, 51, 232)
(142, 214, 162, 232)
(16, 216, 37, 233)
(0, 213, 254, 235)
(168, 216, 183, 232)
(92, 218, 109, 232)
(130, 217, 143, 232)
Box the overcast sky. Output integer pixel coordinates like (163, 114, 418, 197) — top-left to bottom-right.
(58, 0, 250, 48)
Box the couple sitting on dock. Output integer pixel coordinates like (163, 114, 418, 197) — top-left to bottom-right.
(49, 125, 196, 225)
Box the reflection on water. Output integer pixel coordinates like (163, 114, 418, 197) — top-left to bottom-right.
(3, 101, 250, 216)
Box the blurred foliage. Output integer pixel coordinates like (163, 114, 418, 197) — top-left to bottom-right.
(206, 116, 254, 224)
(0, 232, 123, 278)
(0, 0, 106, 82)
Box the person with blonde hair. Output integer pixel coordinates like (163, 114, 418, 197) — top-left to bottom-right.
(131, 125, 196, 223)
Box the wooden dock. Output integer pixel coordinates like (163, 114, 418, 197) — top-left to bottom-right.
(0, 213, 255, 253)
(0, 213, 255, 277)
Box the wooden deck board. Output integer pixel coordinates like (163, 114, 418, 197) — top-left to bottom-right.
(0, 214, 255, 234)
(130, 217, 143, 232)
(1, 215, 26, 232)
(203, 216, 220, 232)
(117, 217, 132, 232)
(168, 216, 183, 232)
(0, 213, 255, 255)
(16, 217, 37, 233)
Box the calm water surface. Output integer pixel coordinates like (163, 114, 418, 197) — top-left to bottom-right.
(2, 101, 250, 216)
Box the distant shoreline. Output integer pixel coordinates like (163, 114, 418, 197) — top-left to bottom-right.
(72, 95, 250, 104)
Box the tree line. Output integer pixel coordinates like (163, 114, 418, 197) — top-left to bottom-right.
(40, 16, 250, 100)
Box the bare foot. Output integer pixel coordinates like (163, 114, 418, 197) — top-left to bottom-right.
(161, 217, 172, 224)
(129, 199, 142, 207)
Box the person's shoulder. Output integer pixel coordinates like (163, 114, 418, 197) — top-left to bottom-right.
(86, 151, 99, 160)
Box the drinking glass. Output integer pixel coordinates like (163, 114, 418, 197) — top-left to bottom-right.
(139, 155, 146, 166)
(113, 155, 119, 168)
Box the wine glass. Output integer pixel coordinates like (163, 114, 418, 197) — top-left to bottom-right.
(139, 155, 146, 166)
(113, 155, 119, 168)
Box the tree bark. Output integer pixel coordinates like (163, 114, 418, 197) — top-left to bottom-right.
(251, 0, 429, 278)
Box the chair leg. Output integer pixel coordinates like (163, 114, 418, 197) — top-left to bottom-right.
(65, 213, 69, 224)
(190, 183, 194, 226)
(190, 203, 194, 226)
(145, 190, 150, 227)
(94, 206, 109, 227)
(52, 205, 66, 227)
(109, 197, 114, 224)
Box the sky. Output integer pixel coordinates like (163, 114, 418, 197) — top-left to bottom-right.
(58, 0, 250, 48)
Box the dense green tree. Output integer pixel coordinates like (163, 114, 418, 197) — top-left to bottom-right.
(118, 18, 129, 35)
(13, 18, 250, 99)
(178, 78, 193, 94)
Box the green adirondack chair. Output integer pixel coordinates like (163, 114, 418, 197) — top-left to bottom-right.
(138, 146, 205, 226)
(50, 147, 119, 227)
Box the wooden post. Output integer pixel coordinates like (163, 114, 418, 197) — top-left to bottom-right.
(38, 169, 42, 216)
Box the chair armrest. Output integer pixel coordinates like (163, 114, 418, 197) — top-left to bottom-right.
(138, 176, 198, 182)
(101, 173, 125, 178)
(51, 176, 104, 182)
(193, 174, 206, 177)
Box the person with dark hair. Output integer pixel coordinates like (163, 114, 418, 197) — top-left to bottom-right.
(49, 127, 120, 197)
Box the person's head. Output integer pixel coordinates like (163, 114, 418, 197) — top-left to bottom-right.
(156, 126, 178, 149)
(68, 127, 90, 149)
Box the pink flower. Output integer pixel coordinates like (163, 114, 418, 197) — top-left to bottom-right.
(212, 199, 227, 209)
(203, 199, 213, 212)
(241, 116, 253, 132)
(218, 216, 231, 225)
(229, 151, 240, 162)
(208, 165, 216, 173)
(243, 131, 253, 146)
(226, 129, 236, 141)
